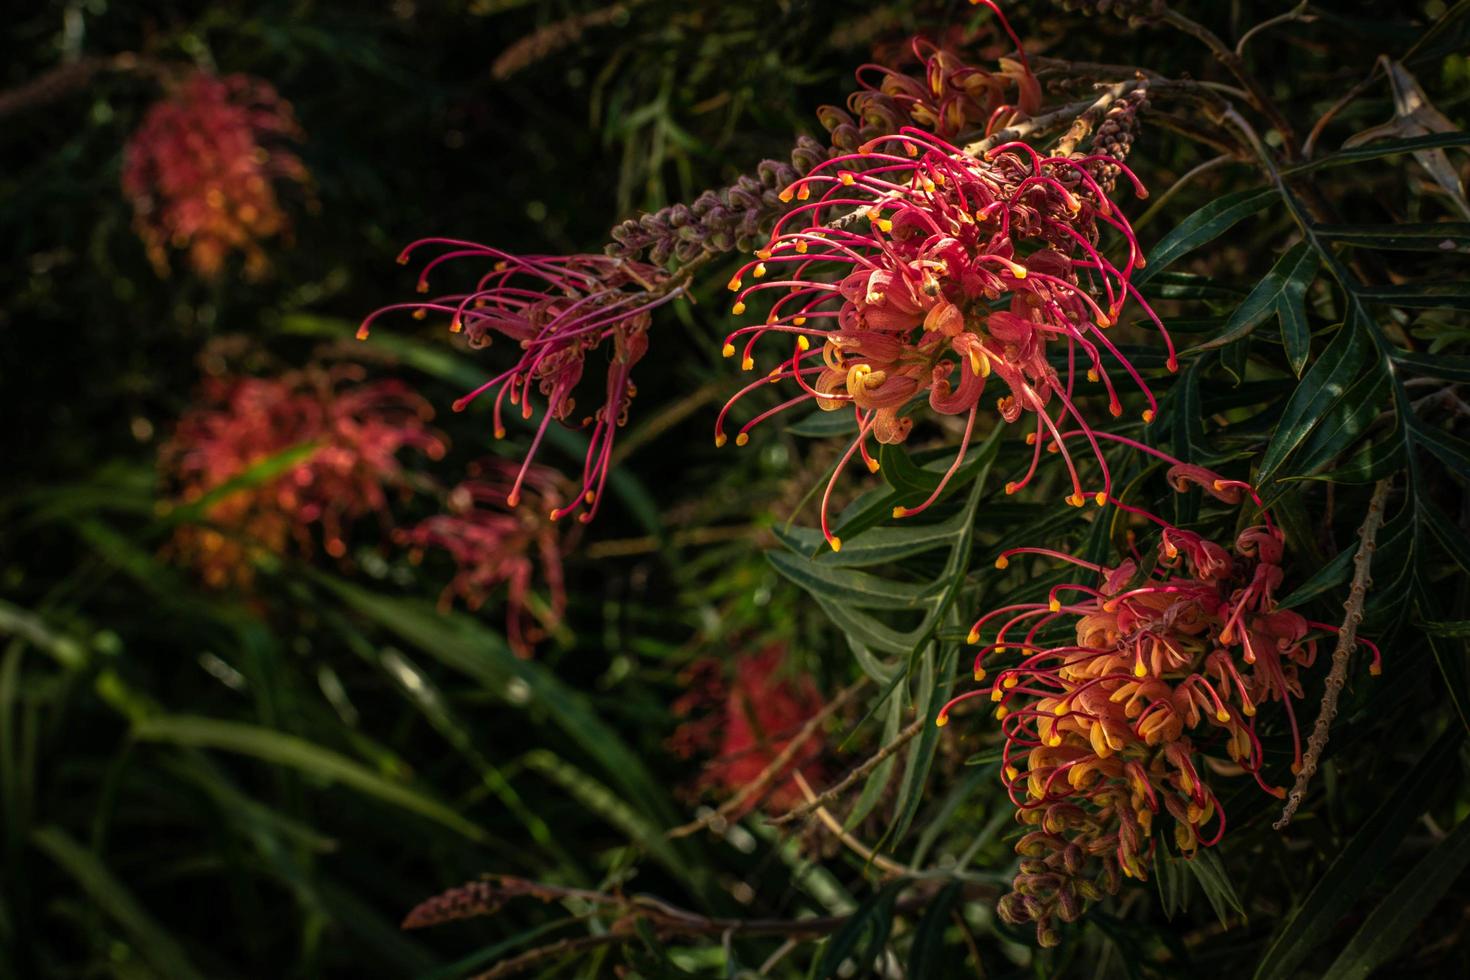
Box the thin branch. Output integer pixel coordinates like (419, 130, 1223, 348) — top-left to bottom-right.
(790, 770, 913, 876)
(962, 96, 1115, 157)
(1155, 4, 1300, 159)
(770, 715, 925, 826)
(1235, 1, 1315, 57)
(665, 676, 869, 839)
(1275, 478, 1391, 829)
(1132, 153, 1235, 230)
(1052, 79, 1138, 158)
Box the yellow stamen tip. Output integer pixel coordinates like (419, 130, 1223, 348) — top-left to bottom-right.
(866, 458, 880, 474)
(974, 668, 987, 682)
(991, 688, 1004, 702)
(1048, 599, 1062, 613)
(892, 506, 907, 518)
(741, 356, 755, 371)
(1003, 677, 1018, 689)
(840, 172, 855, 186)
(995, 706, 1009, 720)
(792, 316, 807, 326)
(966, 630, 981, 645)
(735, 433, 749, 447)
(935, 714, 949, 728)
(753, 263, 767, 279)
(995, 556, 1009, 569)
(732, 302, 746, 316)
(722, 343, 736, 358)
(796, 185, 810, 200)
(1087, 369, 1099, 383)
(1142, 409, 1156, 424)
(796, 335, 810, 351)
(829, 536, 842, 553)
(1134, 661, 1147, 677)
(1216, 710, 1231, 723)
(778, 188, 794, 203)
(715, 433, 728, 448)
(1095, 492, 1107, 507)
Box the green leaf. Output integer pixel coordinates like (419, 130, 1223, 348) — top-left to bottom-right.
(812, 882, 900, 979)
(132, 714, 489, 843)
(767, 551, 935, 608)
(1355, 282, 1470, 311)
(1253, 729, 1463, 980)
(1193, 242, 1317, 356)
(1136, 187, 1277, 285)
(1283, 132, 1470, 175)
(1393, 351, 1470, 382)
(906, 881, 962, 978)
(772, 507, 970, 567)
(1324, 816, 1470, 980)
(1257, 320, 1371, 486)
(161, 442, 320, 528)
(1182, 849, 1246, 928)
(1421, 619, 1470, 637)
(786, 409, 859, 438)
(32, 825, 205, 980)
(1280, 545, 1355, 608)
(1315, 222, 1470, 253)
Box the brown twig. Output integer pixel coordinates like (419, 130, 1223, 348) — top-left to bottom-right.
(962, 96, 1120, 157)
(770, 715, 925, 826)
(1274, 478, 1391, 829)
(1053, 79, 1138, 158)
(789, 770, 913, 876)
(665, 676, 869, 839)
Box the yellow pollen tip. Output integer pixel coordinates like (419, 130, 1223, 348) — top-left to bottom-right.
(935, 714, 949, 728)
(756, 248, 772, 260)
(1142, 409, 1156, 424)
(741, 356, 755, 371)
(795, 240, 808, 253)
(1216, 709, 1231, 723)
(991, 688, 1004, 702)
(584, 491, 596, 504)
(796, 335, 810, 351)
(396, 254, 410, 265)
(1095, 314, 1112, 328)
(829, 536, 843, 553)
(1095, 492, 1107, 507)
(1003, 676, 1018, 690)
(876, 218, 894, 233)
(415, 281, 429, 294)
(1067, 493, 1085, 507)
(494, 427, 506, 439)
(1134, 661, 1147, 677)
(778, 188, 794, 203)
(995, 706, 1009, 720)
(722, 343, 736, 358)
(1004, 481, 1018, 494)
(732, 302, 746, 316)
(1087, 369, 1099, 383)
(727, 277, 741, 292)
(1004, 765, 1018, 781)
(1048, 735, 1063, 747)
(1053, 702, 1068, 716)
(735, 433, 749, 447)
(355, 326, 371, 341)
(840, 172, 855, 185)
(974, 667, 987, 681)
(411, 308, 427, 321)
(866, 458, 880, 474)
(796, 185, 810, 200)
(995, 556, 1010, 569)
(793, 316, 807, 326)
(1048, 599, 1062, 613)
(753, 263, 767, 278)
(506, 492, 520, 508)
(715, 433, 728, 448)
(450, 319, 463, 333)
(1370, 664, 1382, 676)
(966, 629, 981, 645)
(892, 506, 907, 518)
(1212, 480, 1227, 491)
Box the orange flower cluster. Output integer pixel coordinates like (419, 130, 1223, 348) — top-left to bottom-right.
(939, 459, 1380, 946)
(122, 72, 308, 279)
(161, 365, 444, 589)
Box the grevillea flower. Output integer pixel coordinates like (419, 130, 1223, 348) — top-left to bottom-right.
(669, 645, 826, 815)
(395, 460, 568, 658)
(161, 365, 444, 589)
(936, 461, 1380, 946)
(122, 71, 308, 279)
(716, 126, 1172, 550)
(360, 246, 679, 524)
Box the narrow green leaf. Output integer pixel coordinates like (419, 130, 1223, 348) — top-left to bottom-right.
(1182, 849, 1246, 928)
(786, 409, 859, 438)
(32, 825, 205, 980)
(1136, 187, 1277, 285)
(906, 882, 962, 978)
(1253, 729, 1462, 980)
(1193, 242, 1317, 353)
(1258, 320, 1371, 485)
(812, 882, 900, 979)
(767, 551, 935, 608)
(1315, 222, 1470, 253)
(132, 715, 489, 842)
(1356, 283, 1470, 311)
(772, 509, 967, 568)
(1393, 351, 1470, 382)
(1324, 816, 1470, 980)
(1283, 132, 1470, 175)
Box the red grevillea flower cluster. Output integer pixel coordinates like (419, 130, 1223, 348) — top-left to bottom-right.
(716, 127, 1171, 551)
(122, 71, 308, 279)
(360, 247, 679, 524)
(669, 645, 827, 815)
(395, 460, 569, 658)
(936, 458, 1380, 946)
(161, 365, 444, 589)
